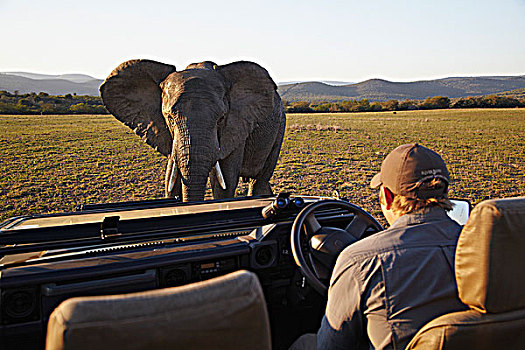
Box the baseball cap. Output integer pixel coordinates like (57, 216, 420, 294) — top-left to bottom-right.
(370, 143, 450, 199)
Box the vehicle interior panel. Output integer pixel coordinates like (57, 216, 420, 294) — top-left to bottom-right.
(0, 195, 384, 349)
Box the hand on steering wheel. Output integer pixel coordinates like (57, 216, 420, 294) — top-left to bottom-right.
(290, 199, 383, 295)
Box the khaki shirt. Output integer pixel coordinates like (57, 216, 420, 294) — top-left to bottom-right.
(318, 207, 467, 350)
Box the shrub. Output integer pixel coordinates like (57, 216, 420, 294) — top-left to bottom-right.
(420, 96, 450, 109)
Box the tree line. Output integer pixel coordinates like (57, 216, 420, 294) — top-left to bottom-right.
(1, 90, 523, 115)
(284, 95, 525, 113)
(0, 91, 108, 114)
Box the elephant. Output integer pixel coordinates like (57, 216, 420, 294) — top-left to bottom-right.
(100, 59, 286, 202)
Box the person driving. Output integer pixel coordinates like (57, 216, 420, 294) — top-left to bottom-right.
(318, 143, 468, 349)
(291, 143, 468, 350)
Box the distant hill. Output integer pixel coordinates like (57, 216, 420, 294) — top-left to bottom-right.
(0, 72, 103, 96)
(4, 72, 98, 83)
(279, 80, 354, 86)
(278, 75, 525, 102)
(496, 87, 525, 99)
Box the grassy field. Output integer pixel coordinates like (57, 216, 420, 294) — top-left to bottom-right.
(1, 108, 524, 223)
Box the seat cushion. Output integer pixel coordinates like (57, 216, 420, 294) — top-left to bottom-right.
(46, 270, 271, 350)
(455, 197, 525, 313)
(405, 308, 525, 350)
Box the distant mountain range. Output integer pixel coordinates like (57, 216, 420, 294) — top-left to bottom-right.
(4, 72, 98, 83)
(0, 72, 103, 96)
(278, 80, 354, 86)
(1, 71, 524, 101)
(278, 75, 525, 102)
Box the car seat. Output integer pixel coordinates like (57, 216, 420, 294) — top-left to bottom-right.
(406, 197, 525, 349)
(46, 270, 271, 350)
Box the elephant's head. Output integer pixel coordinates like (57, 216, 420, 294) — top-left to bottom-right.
(100, 59, 277, 202)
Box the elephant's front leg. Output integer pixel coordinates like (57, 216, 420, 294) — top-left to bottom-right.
(248, 179, 272, 196)
(210, 147, 244, 199)
(246, 120, 284, 197)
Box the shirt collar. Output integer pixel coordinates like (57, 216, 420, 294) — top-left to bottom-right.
(389, 207, 450, 228)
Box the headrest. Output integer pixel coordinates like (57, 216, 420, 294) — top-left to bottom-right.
(46, 270, 270, 350)
(455, 197, 525, 313)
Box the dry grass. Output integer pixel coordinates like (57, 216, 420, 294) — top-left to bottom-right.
(1, 108, 524, 222)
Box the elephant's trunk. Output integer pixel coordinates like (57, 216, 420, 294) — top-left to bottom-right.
(182, 180, 207, 202)
(175, 136, 218, 202)
(179, 163, 210, 202)
(167, 104, 221, 202)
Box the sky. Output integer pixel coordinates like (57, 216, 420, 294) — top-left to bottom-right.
(1, 0, 524, 83)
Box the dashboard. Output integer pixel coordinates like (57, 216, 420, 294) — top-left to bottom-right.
(0, 195, 378, 349)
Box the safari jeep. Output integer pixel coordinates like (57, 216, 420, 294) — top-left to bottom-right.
(0, 194, 523, 349)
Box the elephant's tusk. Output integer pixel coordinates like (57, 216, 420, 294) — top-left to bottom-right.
(168, 161, 178, 192)
(215, 162, 227, 190)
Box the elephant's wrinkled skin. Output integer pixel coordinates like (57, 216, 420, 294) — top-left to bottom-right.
(100, 60, 286, 202)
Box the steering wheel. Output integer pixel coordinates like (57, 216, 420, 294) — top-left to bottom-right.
(291, 199, 383, 295)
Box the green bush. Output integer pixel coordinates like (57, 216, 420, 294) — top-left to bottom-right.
(420, 96, 450, 109)
(0, 91, 109, 114)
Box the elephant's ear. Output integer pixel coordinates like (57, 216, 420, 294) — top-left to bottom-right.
(217, 61, 277, 159)
(100, 59, 176, 156)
